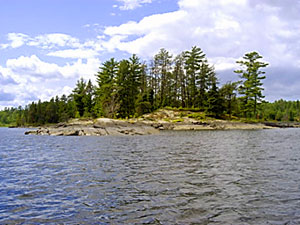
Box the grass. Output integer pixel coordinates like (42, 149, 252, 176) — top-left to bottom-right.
(187, 112, 206, 120)
(172, 118, 184, 123)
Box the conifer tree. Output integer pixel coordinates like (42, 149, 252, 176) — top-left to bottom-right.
(220, 82, 239, 119)
(235, 52, 268, 118)
(173, 53, 186, 107)
(153, 48, 173, 107)
(184, 46, 205, 107)
(95, 58, 119, 117)
(72, 78, 87, 117)
(206, 69, 223, 117)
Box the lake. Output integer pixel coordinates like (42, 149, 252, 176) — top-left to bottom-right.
(1, 127, 300, 224)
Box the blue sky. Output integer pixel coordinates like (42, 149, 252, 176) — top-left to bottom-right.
(1, 0, 300, 109)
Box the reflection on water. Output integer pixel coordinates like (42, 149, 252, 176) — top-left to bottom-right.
(1, 128, 300, 224)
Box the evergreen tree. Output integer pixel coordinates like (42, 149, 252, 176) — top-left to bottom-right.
(58, 94, 70, 122)
(116, 55, 143, 118)
(95, 58, 119, 117)
(173, 53, 186, 107)
(184, 46, 205, 107)
(83, 79, 94, 117)
(72, 78, 87, 117)
(235, 52, 268, 118)
(153, 48, 173, 107)
(116, 59, 131, 118)
(220, 82, 239, 119)
(206, 70, 223, 117)
(197, 60, 214, 109)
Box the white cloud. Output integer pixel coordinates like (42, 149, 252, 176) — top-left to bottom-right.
(103, 0, 300, 67)
(6, 33, 30, 48)
(116, 0, 152, 10)
(6, 55, 61, 79)
(0, 31, 106, 107)
(3, 33, 81, 50)
(1, 55, 101, 108)
(28, 33, 81, 49)
(0, 43, 9, 49)
(210, 57, 237, 71)
(47, 49, 99, 59)
(58, 58, 100, 80)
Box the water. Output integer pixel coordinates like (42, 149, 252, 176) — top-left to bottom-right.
(1, 127, 300, 224)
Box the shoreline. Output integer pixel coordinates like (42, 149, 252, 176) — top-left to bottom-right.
(22, 109, 300, 136)
(23, 118, 281, 137)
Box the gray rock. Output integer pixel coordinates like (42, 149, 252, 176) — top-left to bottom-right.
(24, 119, 159, 136)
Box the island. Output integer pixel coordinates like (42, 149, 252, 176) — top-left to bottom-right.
(24, 109, 295, 136)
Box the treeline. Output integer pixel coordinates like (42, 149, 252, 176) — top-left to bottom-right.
(262, 100, 300, 122)
(0, 96, 76, 126)
(0, 46, 298, 126)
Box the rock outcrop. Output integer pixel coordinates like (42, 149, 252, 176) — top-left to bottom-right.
(24, 109, 279, 136)
(25, 118, 159, 136)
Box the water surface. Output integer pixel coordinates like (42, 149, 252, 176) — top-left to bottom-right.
(1, 127, 300, 224)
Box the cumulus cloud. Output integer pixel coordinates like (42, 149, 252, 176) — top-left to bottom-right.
(103, 0, 300, 61)
(0, 70, 17, 85)
(3, 33, 82, 50)
(1, 54, 101, 108)
(0, 30, 105, 108)
(7, 55, 61, 80)
(28, 33, 81, 49)
(116, 0, 152, 10)
(4, 33, 30, 48)
(47, 49, 99, 59)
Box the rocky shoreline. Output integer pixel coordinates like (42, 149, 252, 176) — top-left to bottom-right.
(24, 118, 273, 136)
(24, 109, 300, 136)
(25, 118, 160, 136)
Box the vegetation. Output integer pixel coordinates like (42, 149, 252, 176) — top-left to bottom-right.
(0, 46, 299, 126)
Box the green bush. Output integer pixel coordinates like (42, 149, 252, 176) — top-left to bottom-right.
(187, 112, 206, 120)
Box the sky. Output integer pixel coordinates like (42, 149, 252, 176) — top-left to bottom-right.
(0, 0, 300, 109)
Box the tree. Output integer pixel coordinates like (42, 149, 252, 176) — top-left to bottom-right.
(173, 53, 186, 107)
(197, 60, 214, 109)
(235, 51, 268, 118)
(184, 46, 205, 107)
(206, 69, 223, 117)
(153, 48, 173, 107)
(58, 94, 70, 122)
(116, 55, 143, 118)
(72, 78, 87, 117)
(95, 58, 119, 117)
(83, 79, 94, 117)
(220, 82, 239, 119)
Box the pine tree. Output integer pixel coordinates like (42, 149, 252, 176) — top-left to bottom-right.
(184, 46, 205, 107)
(220, 82, 239, 119)
(95, 58, 119, 117)
(173, 53, 186, 107)
(153, 48, 173, 107)
(83, 79, 94, 117)
(116, 55, 142, 118)
(235, 52, 268, 118)
(206, 69, 223, 117)
(197, 60, 214, 109)
(72, 78, 87, 117)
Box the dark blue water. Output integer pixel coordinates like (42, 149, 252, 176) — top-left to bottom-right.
(1, 127, 300, 224)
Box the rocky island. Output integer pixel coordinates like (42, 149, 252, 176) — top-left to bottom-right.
(24, 109, 285, 136)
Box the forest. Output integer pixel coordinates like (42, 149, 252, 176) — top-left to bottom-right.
(1, 46, 299, 127)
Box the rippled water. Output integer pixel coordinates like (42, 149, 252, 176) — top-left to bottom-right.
(1, 127, 300, 224)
